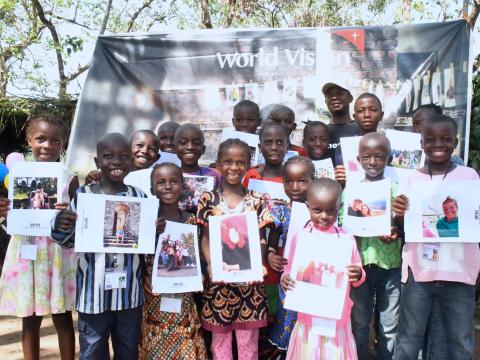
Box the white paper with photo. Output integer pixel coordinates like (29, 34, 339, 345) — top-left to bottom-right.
(154, 152, 181, 167)
(7, 162, 65, 236)
(226, 85, 240, 107)
(209, 211, 263, 283)
(284, 231, 353, 319)
(282, 79, 297, 104)
(384, 166, 411, 195)
(152, 221, 203, 293)
(179, 175, 214, 212)
(343, 179, 391, 237)
(386, 129, 425, 170)
(124, 168, 155, 198)
(431, 70, 442, 104)
(247, 179, 289, 202)
(405, 180, 480, 243)
(221, 129, 260, 166)
(283, 202, 310, 259)
(339, 136, 363, 183)
(443, 67, 456, 107)
(313, 159, 335, 179)
(245, 83, 259, 103)
(75, 193, 158, 253)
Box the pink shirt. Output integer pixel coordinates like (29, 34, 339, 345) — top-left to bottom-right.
(402, 166, 480, 285)
(285, 223, 365, 329)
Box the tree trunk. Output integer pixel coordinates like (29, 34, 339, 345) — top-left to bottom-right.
(402, 0, 411, 24)
(200, 0, 213, 29)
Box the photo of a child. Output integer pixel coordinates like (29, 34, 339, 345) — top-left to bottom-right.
(220, 214, 251, 272)
(103, 200, 141, 248)
(12, 177, 57, 210)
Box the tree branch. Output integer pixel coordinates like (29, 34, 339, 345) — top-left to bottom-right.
(468, 0, 480, 28)
(200, 0, 213, 29)
(100, 0, 113, 35)
(66, 63, 90, 82)
(226, 0, 237, 27)
(48, 13, 93, 30)
(126, 0, 154, 32)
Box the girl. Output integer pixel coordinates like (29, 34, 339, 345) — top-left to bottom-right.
(302, 121, 331, 163)
(197, 138, 272, 360)
(0, 113, 78, 360)
(392, 114, 479, 359)
(281, 178, 365, 359)
(242, 122, 288, 188)
(139, 163, 207, 359)
(268, 156, 315, 357)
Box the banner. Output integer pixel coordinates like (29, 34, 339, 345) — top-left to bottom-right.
(67, 20, 472, 176)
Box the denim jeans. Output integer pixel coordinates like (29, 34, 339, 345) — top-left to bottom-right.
(78, 307, 142, 360)
(351, 266, 401, 360)
(393, 270, 475, 360)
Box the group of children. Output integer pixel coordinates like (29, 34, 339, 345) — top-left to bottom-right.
(0, 80, 477, 360)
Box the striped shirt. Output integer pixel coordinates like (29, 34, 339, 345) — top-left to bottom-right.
(51, 183, 145, 314)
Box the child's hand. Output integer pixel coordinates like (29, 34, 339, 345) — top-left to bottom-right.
(155, 217, 166, 236)
(334, 165, 346, 187)
(346, 264, 362, 282)
(56, 210, 78, 231)
(379, 226, 399, 244)
(392, 194, 409, 216)
(281, 274, 295, 291)
(0, 198, 11, 218)
(267, 252, 287, 272)
(84, 170, 102, 185)
(54, 202, 70, 211)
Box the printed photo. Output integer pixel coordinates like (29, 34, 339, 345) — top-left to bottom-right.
(386, 129, 425, 170)
(179, 175, 214, 213)
(103, 200, 141, 248)
(220, 214, 251, 272)
(422, 195, 459, 238)
(296, 261, 345, 289)
(156, 230, 198, 277)
(226, 85, 240, 107)
(12, 177, 58, 210)
(391, 150, 422, 169)
(244, 83, 259, 103)
(347, 198, 387, 217)
(313, 159, 335, 180)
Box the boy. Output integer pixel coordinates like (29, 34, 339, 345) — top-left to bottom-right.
(157, 121, 180, 153)
(52, 133, 153, 360)
(349, 132, 401, 360)
(232, 100, 261, 134)
(131, 130, 160, 170)
(267, 104, 306, 156)
(353, 93, 384, 135)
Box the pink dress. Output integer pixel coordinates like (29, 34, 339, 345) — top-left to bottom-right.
(0, 174, 76, 317)
(285, 223, 365, 360)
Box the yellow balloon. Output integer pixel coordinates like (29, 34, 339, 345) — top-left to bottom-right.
(3, 174, 8, 189)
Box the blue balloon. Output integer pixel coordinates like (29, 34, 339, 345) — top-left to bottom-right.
(0, 163, 8, 182)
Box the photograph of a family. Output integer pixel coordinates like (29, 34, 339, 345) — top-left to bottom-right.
(179, 175, 214, 213)
(103, 200, 141, 248)
(347, 198, 387, 217)
(156, 231, 198, 277)
(12, 177, 57, 210)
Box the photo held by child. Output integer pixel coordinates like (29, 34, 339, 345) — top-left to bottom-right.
(232, 100, 261, 134)
(281, 178, 365, 359)
(392, 114, 480, 360)
(51, 133, 156, 360)
(0, 113, 78, 360)
(138, 163, 207, 359)
(346, 132, 402, 360)
(267, 156, 315, 357)
(197, 138, 273, 360)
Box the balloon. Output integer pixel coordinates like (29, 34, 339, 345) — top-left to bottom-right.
(3, 174, 9, 189)
(6, 152, 25, 170)
(0, 163, 8, 182)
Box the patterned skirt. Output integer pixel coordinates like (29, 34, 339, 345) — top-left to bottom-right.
(201, 282, 268, 333)
(268, 284, 297, 350)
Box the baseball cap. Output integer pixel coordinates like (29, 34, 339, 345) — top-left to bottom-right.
(322, 82, 351, 95)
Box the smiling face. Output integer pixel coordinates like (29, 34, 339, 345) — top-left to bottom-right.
(27, 121, 65, 162)
(259, 125, 288, 166)
(442, 199, 458, 222)
(216, 145, 250, 186)
(131, 132, 160, 170)
(306, 189, 340, 230)
(360, 204, 370, 216)
(353, 96, 383, 133)
(174, 126, 205, 167)
(95, 136, 132, 184)
(151, 165, 183, 205)
(283, 162, 311, 202)
(303, 125, 330, 160)
(421, 122, 457, 166)
(232, 105, 260, 134)
(158, 130, 176, 153)
(357, 136, 390, 181)
(325, 87, 353, 115)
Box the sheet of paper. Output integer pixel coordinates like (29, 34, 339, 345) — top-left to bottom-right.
(209, 211, 263, 283)
(283, 202, 310, 259)
(221, 129, 260, 166)
(7, 162, 65, 236)
(104, 270, 127, 290)
(312, 158, 335, 179)
(152, 221, 203, 294)
(124, 168, 155, 198)
(179, 175, 215, 213)
(75, 193, 159, 253)
(386, 129, 425, 170)
(339, 136, 363, 183)
(160, 297, 182, 313)
(247, 179, 289, 202)
(405, 180, 480, 243)
(20, 244, 37, 260)
(154, 152, 181, 167)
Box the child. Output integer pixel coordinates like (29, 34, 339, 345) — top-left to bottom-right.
(139, 163, 207, 359)
(232, 100, 261, 134)
(302, 121, 331, 162)
(392, 114, 479, 359)
(197, 138, 272, 360)
(52, 133, 152, 359)
(174, 123, 221, 187)
(281, 178, 365, 359)
(268, 156, 315, 356)
(0, 113, 77, 360)
(353, 93, 384, 135)
(131, 129, 161, 170)
(349, 132, 401, 360)
(157, 121, 180, 153)
(267, 105, 307, 156)
(242, 122, 288, 187)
